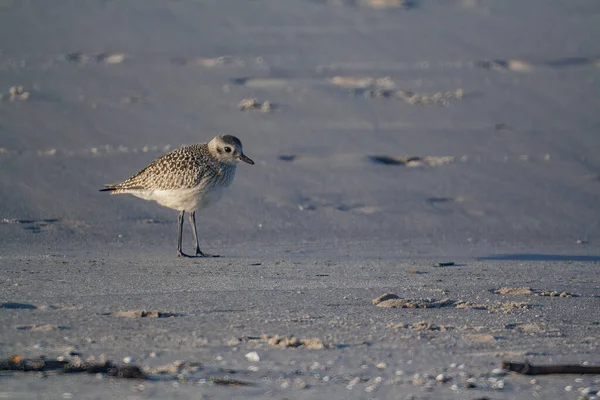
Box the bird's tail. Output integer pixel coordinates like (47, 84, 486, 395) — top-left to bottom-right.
(99, 184, 119, 193)
(100, 184, 145, 194)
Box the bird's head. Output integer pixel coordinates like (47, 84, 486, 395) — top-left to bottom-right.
(208, 134, 254, 165)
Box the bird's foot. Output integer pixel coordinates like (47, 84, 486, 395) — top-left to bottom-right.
(177, 250, 193, 258)
(196, 248, 219, 258)
(178, 249, 219, 258)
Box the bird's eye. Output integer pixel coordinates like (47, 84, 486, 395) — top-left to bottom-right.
(224, 146, 232, 153)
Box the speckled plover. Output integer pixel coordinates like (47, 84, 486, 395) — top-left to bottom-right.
(101, 135, 254, 257)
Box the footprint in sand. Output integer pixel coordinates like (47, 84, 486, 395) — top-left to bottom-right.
(1, 218, 61, 233)
(368, 155, 455, 167)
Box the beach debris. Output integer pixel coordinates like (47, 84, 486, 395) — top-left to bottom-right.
(266, 335, 326, 349)
(0, 355, 147, 379)
(63, 52, 126, 64)
(462, 334, 499, 343)
(209, 377, 255, 387)
(372, 293, 530, 313)
(332, 75, 462, 106)
(386, 321, 454, 331)
(329, 76, 395, 89)
(494, 287, 534, 295)
(195, 56, 239, 68)
(16, 324, 68, 332)
(145, 360, 202, 375)
(409, 269, 426, 274)
(434, 262, 455, 267)
(232, 334, 331, 349)
(0, 355, 258, 387)
(95, 53, 126, 64)
(375, 297, 455, 309)
(245, 351, 260, 362)
(108, 310, 183, 318)
(1, 86, 30, 101)
(536, 290, 576, 297)
(358, 0, 416, 9)
(371, 293, 400, 305)
(476, 59, 534, 72)
(239, 98, 273, 112)
(493, 287, 576, 297)
(396, 89, 463, 106)
(351, 87, 463, 106)
(502, 361, 600, 375)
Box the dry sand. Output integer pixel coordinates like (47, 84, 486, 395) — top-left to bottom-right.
(1, 0, 600, 398)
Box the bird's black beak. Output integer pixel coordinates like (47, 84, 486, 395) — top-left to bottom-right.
(239, 153, 255, 165)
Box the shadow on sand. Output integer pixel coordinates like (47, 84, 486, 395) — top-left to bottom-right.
(479, 254, 600, 262)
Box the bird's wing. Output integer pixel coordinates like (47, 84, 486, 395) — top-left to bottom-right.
(104, 147, 214, 191)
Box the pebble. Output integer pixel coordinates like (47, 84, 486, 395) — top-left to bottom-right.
(466, 377, 477, 388)
(492, 380, 505, 390)
(294, 378, 307, 389)
(248, 365, 259, 372)
(436, 373, 449, 383)
(581, 387, 597, 395)
(491, 368, 507, 376)
(245, 351, 260, 362)
(347, 377, 360, 390)
(123, 356, 134, 364)
(565, 386, 573, 392)
(34, 343, 45, 349)
(376, 362, 387, 369)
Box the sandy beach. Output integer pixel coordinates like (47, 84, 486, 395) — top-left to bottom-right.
(1, 0, 600, 398)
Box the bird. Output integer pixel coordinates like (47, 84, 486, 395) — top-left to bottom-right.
(100, 134, 254, 257)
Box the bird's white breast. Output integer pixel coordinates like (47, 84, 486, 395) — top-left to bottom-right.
(133, 185, 228, 212)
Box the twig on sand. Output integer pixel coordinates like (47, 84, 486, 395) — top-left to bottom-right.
(0, 355, 147, 379)
(502, 361, 600, 375)
(210, 377, 256, 387)
(0, 355, 257, 386)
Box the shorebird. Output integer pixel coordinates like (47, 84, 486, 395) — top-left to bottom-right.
(100, 134, 254, 257)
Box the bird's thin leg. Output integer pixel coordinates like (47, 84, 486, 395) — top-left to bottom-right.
(177, 210, 186, 257)
(189, 211, 219, 258)
(189, 211, 201, 255)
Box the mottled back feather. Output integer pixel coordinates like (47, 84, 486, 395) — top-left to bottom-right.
(104, 143, 227, 192)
